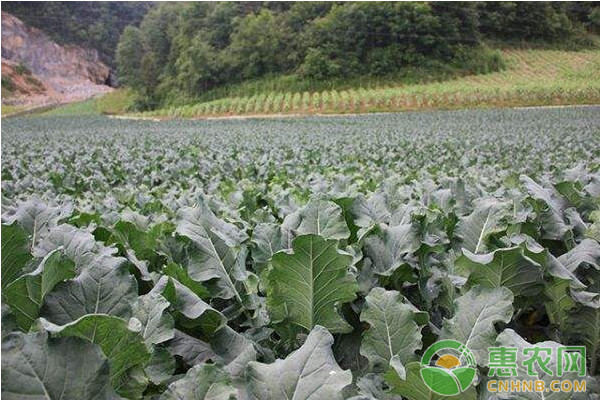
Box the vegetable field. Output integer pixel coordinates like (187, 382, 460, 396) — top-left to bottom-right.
(2, 106, 600, 399)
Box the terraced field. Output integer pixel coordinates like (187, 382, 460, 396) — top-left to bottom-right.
(141, 49, 600, 118)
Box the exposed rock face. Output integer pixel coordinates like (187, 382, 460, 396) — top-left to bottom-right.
(1, 11, 112, 107)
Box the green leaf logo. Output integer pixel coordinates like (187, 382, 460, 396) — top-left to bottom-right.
(420, 339, 477, 396)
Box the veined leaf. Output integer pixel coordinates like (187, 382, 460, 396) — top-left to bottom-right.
(1, 331, 118, 399)
(566, 305, 600, 376)
(251, 222, 289, 268)
(160, 363, 237, 400)
(132, 292, 175, 345)
(545, 278, 576, 333)
(1, 222, 33, 291)
(557, 239, 600, 272)
(4, 249, 76, 330)
(296, 198, 350, 240)
(167, 329, 215, 367)
(359, 287, 424, 376)
(455, 246, 544, 297)
(267, 234, 357, 334)
(151, 275, 225, 335)
(455, 198, 507, 254)
(38, 314, 151, 399)
(440, 285, 513, 365)
(246, 325, 352, 400)
(40, 252, 137, 325)
(176, 202, 250, 304)
(364, 223, 420, 276)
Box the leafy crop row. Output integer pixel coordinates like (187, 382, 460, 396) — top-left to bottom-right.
(1, 107, 600, 399)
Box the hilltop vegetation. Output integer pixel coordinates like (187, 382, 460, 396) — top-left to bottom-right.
(115, 2, 600, 111)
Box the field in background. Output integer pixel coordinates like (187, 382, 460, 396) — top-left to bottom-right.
(135, 49, 600, 118)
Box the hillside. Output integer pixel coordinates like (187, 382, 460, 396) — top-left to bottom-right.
(114, 2, 600, 113)
(136, 49, 600, 118)
(1, 12, 112, 114)
(1, 1, 153, 67)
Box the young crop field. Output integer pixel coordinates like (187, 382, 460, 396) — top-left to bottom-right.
(140, 50, 600, 119)
(1, 106, 600, 399)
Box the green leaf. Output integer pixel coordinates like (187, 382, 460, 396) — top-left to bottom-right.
(176, 202, 250, 304)
(251, 223, 289, 268)
(167, 329, 215, 367)
(3, 199, 72, 242)
(364, 223, 420, 276)
(385, 361, 477, 400)
(566, 305, 600, 376)
(455, 246, 544, 297)
(545, 278, 576, 332)
(359, 287, 424, 376)
(40, 252, 137, 325)
(145, 347, 176, 385)
(267, 234, 357, 334)
(455, 198, 507, 254)
(1, 222, 33, 291)
(521, 175, 571, 240)
(4, 249, 76, 330)
(296, 198, 350, 240)
(557, 239, 600, 272)
(38, 314, 151, 399)
(132, 292, 175, 345)
(151, 275, 225, 335)
(163, 262, 210, 299)
(246, 325, 352, 400)
(1, 331, 118, 399)
(440, 285, 513, 365)
(160, 363, 237, 400)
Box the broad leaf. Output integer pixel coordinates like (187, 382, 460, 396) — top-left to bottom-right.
(160, 363, 237, 400)
(176, 202, 250, 304)
(455, 198, 507, 254)
(1, 222, 33, 291)
(440, 285, 514, 365)
(455, 246, 544, 297)
(38, 314, 151, 398)
(40, 252, 137, 325)
(4, 249, 76, 330)
(1, 331, 117, 399)
(167, 329, 215, 367)
(132, 292, 175, 345)
(151, 275, 225, 335)
(566, 305, 600, 376)
(364, 224, 420, 276)
(267, 234, 357, 334)
(557, 239, 600, 272)
(359, 287, 424, 376)
(296, 198, 350, 240)
(246, 325, 352, 400)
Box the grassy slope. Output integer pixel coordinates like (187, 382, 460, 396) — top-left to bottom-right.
(2, 89, 137, 118)
(138, 49, 600, 118)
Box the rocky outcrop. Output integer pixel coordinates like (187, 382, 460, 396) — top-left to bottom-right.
(1, 11, 112, 107)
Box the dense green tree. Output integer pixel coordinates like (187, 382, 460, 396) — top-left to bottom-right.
(116, 26, 144, 90)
